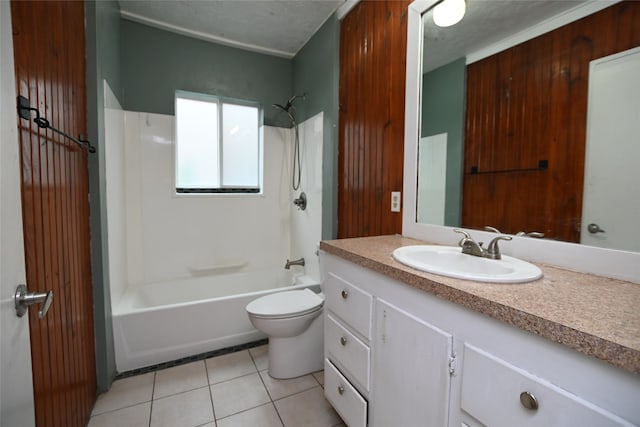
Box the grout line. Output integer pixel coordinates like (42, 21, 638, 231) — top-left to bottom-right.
(248, 346, 262, 372)
(256, 368, 276, 402)
(204, 357, 218, 424)
(91, 400, 153, 418)
(312, 371, 323, 388)
(250, 349, 286, 426)
(148, 373, 156, 427)
(272, 399, 286, 427)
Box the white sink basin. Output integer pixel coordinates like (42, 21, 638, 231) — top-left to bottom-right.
(392, 245, 542, 283)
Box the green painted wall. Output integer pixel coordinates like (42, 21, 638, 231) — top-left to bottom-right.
(85, 0, 121, 392)
(120, 20, 293, 128)
(421, 57, 466, 226)
(293, 15, 340, 240)
(120, 16, 340, 238)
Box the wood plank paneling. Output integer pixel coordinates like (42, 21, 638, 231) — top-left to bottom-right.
(463, 1, 640, 242)
(338, 0, 410, 238)
(11, 2, 96, 426)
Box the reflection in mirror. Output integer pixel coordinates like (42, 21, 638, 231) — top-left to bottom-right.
(416, 0, 640, 252)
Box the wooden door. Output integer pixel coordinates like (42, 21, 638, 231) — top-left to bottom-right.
(11, 2, 97, 426)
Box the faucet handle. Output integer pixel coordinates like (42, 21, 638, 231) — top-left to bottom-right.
(484, 226, 501, 233)
(516, 231, 545, 238)
(453, 229, 472, 247)
(486, 235, 513, 260)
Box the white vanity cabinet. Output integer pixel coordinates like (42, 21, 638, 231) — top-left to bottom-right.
(321, 251, 640, 427)
(323, 253, 455, 426)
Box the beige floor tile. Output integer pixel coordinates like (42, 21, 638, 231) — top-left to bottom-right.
(211, 372, 271, 419)
(154, 361, 208, 399)
(150, 387, 214, 427)
(206, 350, 257, 384)
(92, 372, 155, 415)
(259, 370, 318, 400)
(87, 402, 151, 427)
(249, 344, 269, 371)
(217, 403, 283, 427)
(274, 386, 341, 427)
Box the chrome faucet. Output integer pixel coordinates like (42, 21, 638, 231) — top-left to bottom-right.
(293, 192, 307, 211)
(285, 257, 305, 269)
(454, 229, 512, 260)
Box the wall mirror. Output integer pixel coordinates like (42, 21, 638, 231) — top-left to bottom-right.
(402, 0, 640, 283)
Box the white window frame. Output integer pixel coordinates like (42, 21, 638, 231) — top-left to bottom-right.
(174, 90, 263, 195)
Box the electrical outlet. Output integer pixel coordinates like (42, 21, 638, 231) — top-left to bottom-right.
(391, 191, 401, 212)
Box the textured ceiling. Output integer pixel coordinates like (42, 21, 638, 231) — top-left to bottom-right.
(423, 0, 590, 71)
(118, 0, 345, 58)
(119, 0, 601, 65)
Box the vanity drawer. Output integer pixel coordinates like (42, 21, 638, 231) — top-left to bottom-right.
(324, 359, 367, 427)
(325, 272, 372, 340)
(461, 344, 630, 427)
(325, 314, 370, 392)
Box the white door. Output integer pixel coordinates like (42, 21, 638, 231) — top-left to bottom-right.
(0, 2, 36, 426)
(581, 47, 640, 251)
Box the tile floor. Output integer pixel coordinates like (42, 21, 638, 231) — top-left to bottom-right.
(88, 345, 345, 427)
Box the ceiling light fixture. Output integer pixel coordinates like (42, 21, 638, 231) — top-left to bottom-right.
(433, 0, 466, 27)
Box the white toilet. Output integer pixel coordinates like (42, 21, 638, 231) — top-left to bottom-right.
(246, 288, 324, 379)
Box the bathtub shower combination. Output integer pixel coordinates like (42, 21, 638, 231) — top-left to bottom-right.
(105, 84, 325, 373)
(113, 270, 319, 372)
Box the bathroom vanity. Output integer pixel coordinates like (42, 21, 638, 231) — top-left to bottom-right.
(320, 235, 640, 427)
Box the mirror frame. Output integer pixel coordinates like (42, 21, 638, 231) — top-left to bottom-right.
(402, 0, 639, 283)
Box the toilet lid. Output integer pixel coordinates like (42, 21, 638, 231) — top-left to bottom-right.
(246, 288, 323, 318)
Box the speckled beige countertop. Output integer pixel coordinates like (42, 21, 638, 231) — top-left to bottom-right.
(320, 235, 640, 375)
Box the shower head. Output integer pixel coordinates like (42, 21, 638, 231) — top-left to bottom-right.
(272, 103, 289, 112)
(272, 93, 307, 113)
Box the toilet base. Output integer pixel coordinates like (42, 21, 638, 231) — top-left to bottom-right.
(267, 313, 324, 379)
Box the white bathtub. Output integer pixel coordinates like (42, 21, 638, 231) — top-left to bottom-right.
(112, 268, 319, 372)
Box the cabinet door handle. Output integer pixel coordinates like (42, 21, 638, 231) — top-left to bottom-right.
(520, 391, 539, 410)
(340, 336, 347, 346)
(338, 385, 345, 395)
(341, 290, 349, 299)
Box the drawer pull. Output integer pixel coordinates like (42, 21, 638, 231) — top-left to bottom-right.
(340, 336, 347, 346)
(520, 391, 539, 411)
(341, 290, 349, 299)
(338, 385, 345, 395)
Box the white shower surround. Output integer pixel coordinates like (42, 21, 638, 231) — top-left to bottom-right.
(104, 81, 324, 371)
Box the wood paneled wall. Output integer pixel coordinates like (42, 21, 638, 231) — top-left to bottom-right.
(463, 1, 640, 242)
(11, 1, 96, 426)
(338, 0, 411, 238)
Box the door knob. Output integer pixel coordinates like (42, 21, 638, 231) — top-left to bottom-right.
(14, 284, 53, 318)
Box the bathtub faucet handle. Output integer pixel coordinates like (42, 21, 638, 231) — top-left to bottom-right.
(285, 257, 305, 270)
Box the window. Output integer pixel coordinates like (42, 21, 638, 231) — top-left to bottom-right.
(175, 91, 261, 194)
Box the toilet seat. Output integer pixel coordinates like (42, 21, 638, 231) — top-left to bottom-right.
(246, 289, 324, 320)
